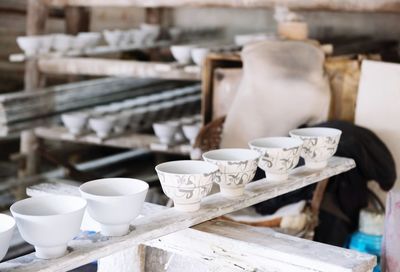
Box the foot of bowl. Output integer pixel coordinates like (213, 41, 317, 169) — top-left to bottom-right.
(35, 245, 67, 259)
(305, 160, 328, 170)
(220, 187, 245, 198)
(101, 224, 130, 237)
(174, 202, 201, 212)
(265, 173, 288, 182)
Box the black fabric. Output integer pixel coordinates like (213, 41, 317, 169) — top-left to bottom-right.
(254, 120, 396, 243)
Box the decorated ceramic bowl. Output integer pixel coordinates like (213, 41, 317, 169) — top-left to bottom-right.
(289, 127, 342, 169)
(203, 148, 260, 197)
(248, 137, 303, 181)
(155, 160, 219, 212)
(10, 196, 86, 259)
(80, 178, 148, 237)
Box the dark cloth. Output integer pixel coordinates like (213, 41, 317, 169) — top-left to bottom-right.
(254, 120, 396, 243)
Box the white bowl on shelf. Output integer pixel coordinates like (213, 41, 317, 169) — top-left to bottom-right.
(203, 148, 260, 197)
(0, 214, 16, 262)
(153, 122, 180, 145)
(89, 116, 116, 139)
(61, 112, 89, 136)
(182, 123, 201, 145)
(248, 137, 303, 182)
(140, 23, 160, 45)
(129, 29, 147, 47)
(170, 45, 193, 64)
(103, 30, 123, 47)
(119, 31, 132, 47)
(79, 178, 148, 236)
(73, 32, 101, 50)
(52, 34, 75, 53)
(191, 47, 210, 66)
(16, 36, 42, 56)
(289, 127, 342, 170)
(38, 35, 54, 54)
(10, 195, 86, 259)
(155, 160, 219, 212)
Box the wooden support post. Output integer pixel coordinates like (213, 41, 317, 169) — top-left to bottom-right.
(65, 6, 90, 35)
(17, 0, 49, 199)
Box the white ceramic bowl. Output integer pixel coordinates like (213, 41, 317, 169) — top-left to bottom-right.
(248, 137, 303, 181)
(129, 29, 147, 46)
(73, 32, 101, 50)
(89, 116, 116, 139)
(203, 149, 260, 197)
(38, 35, 54, 54)
(170, 45, 193, 64)
(140, 23, 160, 45)
(10, 196, 86, 259)
(182, 123, 201, 145)
(289, 127, 342, 169)
(16, 36, 42, 56)
(103, 30, 123, 47)
(119, 31, 132, 47)
(52, 34, 74, 52)
(155, 160, 219, 212)
(153, 122, 180, 145)
(191, 47, 210, 66)
(0, 214, 15, 261)
(61, 113, 89, 136)
(80, 178, 148, 237)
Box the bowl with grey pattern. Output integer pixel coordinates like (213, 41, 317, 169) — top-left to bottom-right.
(203, 148, 260, 198)
(248, 137, 303, 182)
(155, 160, 219, 212)
(289, 127, 341, 170)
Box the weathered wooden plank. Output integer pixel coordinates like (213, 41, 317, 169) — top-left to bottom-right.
(0, 157, 355, 272)
(42, 0, 400, 12)
(147, 220, 376, 272)
(37, 58, 201, 80)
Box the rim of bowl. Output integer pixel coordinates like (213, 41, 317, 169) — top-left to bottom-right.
(203, 148, 260, 162)
(10, 195, 87, 219)
(289, 127, 342, 138)
(155, 160, 218, 175)
(0, 214, 16, 233)
(248, 137, 303, 150)
(79, 178, 149, 199)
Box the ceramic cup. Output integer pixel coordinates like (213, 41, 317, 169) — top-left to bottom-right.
(52, 34, 74, 52)
(129, 29, 147, 47)
(16, 36, 42, 56)
(182, 123, 201, 145)
(203, 148, 260, 197)
(38, 35, 54, 54)
(155, 160, 219, 212)
(10, 195, 86, 259)
(0, 214, 16, 261)
(61, 113, 89, 136)
(289, 127, 342, 170)
(89, 116, 116, 139)
(248, 137, 303, 182)
(170, 45, 193, 64)
(191, 47, 210, 66)
(140, 23, 160, 45)
(73, 32, 101, 50)
(153, 122, 180, 145)
(103, 30, 123, 47)
(79, 178, 148, 236)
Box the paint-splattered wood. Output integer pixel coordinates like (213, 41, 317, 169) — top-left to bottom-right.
(38, 58, 201, 81)
(147, 219, 376, 272)
(0, 157, 355, 272)
(43, 0, 400, 12)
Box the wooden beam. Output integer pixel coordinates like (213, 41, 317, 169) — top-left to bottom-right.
(147, 219, 376, 272)
(65, 6, 90, 35)
(38, 58, 201, 80)
(43, 0, 400, 12)
(0, 157, 355, 272)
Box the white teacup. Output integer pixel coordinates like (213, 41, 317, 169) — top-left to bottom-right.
(170, 45, 193, 64)
(155, 160, 218, 212)
(80, 178, 148, 237)
(89, 116, 116, 139)
(61, 113, 89, 136)
(248, 137, 303, 181)
(10, 196, 86, 259)
(0, 214, 15, 261)
(16, 36, 42, 56)
(289, 127, 342, 169)
(203, 148, 260, 197)
(191, 47, 210, 66)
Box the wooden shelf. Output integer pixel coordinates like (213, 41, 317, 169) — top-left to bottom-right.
(37, 58, 201, 81)
(43, 0, 400, 12)
(35, 127, 191, 155)
(0, 156, 356, 272)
